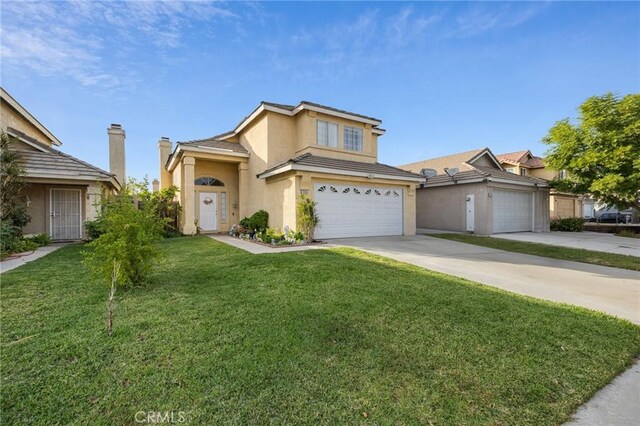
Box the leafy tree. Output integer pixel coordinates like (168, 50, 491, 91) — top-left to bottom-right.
(543, 93, 640, 209)
(297, 194, 319, 242)
(83, 180, 166, 290)
(0, 131, 30, 255)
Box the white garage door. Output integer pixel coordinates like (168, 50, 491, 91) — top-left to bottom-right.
(314, 183, 403, 239)
(492, 190, 533, 233)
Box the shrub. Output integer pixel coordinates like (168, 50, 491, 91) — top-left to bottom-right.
(0, 131, 31, 257)
(83, 184, 166, 289)
(240, 210, 269, 232)
(84, 219, 104, 240)
(297, 194, 319, 242)
(551, 217, 585, 232)
(28, 233, 51, 246)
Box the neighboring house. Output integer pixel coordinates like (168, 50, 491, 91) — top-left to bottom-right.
(158, 101, 424, 239)
(0, 88, 121, 240)
(496, 150, 583, 219)
(399, 148, 550, 235)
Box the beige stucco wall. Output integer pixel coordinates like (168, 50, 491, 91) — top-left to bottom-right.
(528, 167, 556, 181)
(238, 113, 269, 218)
(416, 182, 549, 235)
(20, 182, 97, 239)
(551, 194, 582, 219)
(0, 101, 54, 146)
(416, 182, 491, 234)
(294, 110, 378, 163)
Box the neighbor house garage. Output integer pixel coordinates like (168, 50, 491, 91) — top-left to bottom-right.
(400, 148, 550, 235)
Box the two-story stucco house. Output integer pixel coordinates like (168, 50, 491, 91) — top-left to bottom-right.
(0, 87, 122, 240)
(496, 150, 583, 219)
(158, 101, 424, 239)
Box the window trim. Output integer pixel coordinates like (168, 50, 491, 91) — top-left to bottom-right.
(316, 119, 338, 148)
(343, 125, 363, 152)
(194, 177, 225, 186)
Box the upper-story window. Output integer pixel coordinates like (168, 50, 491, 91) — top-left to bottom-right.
(317, 120, 338, 148)
(505, 167, 516, 174)
(344, 126, 363, 151)
(520, 168, 527, 176)
(558, 170, 567, 179)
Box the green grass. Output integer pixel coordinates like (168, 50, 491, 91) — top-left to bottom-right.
(2, 237, 639, 425)
(431, 233, 640, 271)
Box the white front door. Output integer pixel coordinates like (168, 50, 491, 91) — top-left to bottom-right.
(198, 192, 217, 231)
(314, 183, 403, 239)
(50, 189, 82, 240)
(492, 190, 533, 233)
(466, 194, 475, 232)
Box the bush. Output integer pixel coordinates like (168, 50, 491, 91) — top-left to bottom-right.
(297, 194, 319, 242)
(83, 185, 166, 289)
(84, 219, 104, 241)
(240, 210, 269, 232)
(551, 217, 585, 232)
(28, 233, 51, 246)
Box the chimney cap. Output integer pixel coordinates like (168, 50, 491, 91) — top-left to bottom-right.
(161, 136, 170, 141)
(110, 123, 122, 129)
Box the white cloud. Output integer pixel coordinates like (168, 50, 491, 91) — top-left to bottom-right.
(454, 3, 547, 38)
(0, 0, 240, 90)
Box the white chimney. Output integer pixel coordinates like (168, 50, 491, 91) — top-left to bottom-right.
(107, 124, 126, 185)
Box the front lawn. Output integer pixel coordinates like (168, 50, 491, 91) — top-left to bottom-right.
(2, 237, 639, 424)
(431, 233, 640, 271)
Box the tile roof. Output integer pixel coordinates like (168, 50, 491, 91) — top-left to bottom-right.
(13, 141, 117, 185)
(399, 147, 548, 186)
(262, 101, 382, 122)
(259, 153, 424, 180)
(522, 156, 545, 168)
(399, 148, 486, 174)
(495, 150, 530, 163)
(177, 137, 248, 154)
(496, 150, 546, 168)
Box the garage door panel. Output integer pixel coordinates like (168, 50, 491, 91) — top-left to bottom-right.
(314, 184, 403, 239)
(493, 190, 532, 233)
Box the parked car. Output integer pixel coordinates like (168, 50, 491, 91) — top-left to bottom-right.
(594, 212, 627, 224)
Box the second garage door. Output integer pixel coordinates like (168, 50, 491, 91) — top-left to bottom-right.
(314, 183, 403, 239)
(492, 190, 533, 233)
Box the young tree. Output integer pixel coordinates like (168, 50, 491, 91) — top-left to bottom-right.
(542, 93, 640, 210)
(83, 180, 166, 289)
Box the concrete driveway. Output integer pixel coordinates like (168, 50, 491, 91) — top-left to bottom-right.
(332, 234, 640, 425)
(492, 231, 640, 257)
(332, 235, 640, 324)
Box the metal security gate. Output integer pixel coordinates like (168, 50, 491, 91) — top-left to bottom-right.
(50, 189, 82, 240)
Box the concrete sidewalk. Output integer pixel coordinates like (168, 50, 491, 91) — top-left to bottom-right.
(0, 244, 65, 274)
(492, 231, 640, 257)
(208, 235, 332, 254)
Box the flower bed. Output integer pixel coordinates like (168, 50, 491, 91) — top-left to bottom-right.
(229, 225, 322, 248)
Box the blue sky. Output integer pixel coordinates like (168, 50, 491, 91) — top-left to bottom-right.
(2, 1, 638, 181)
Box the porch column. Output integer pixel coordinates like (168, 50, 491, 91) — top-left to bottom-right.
(238, 162, 249, 219)
(182, 156, 197, 235)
